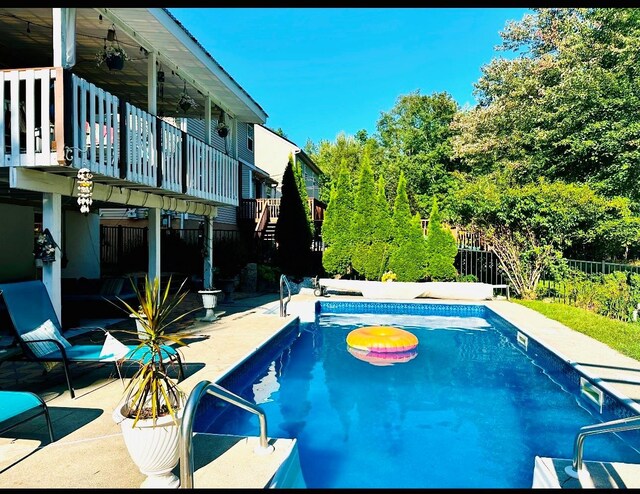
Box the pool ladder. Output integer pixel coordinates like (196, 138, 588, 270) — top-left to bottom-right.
(279, 274, 291, 317)
(179, 380, 274, 489)
(564, 414, 640, 479)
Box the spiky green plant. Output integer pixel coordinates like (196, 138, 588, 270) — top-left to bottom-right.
(114, 275, 195, 427)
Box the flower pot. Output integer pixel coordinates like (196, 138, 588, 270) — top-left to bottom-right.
(113, 403, 183, 488)
(217, 127, 229, 138)
(106, 54, 124, 71)
(198, 289, 221, 322)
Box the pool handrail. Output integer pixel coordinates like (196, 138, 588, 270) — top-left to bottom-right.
(564, 414, 640, 479)
(179, 379, 274, 488)
(279, 274, 291, 317)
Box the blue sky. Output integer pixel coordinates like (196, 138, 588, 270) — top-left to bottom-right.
(169, 8, 531, 147)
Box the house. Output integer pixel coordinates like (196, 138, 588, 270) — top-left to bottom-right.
(240, 124, 326, 245)
(0, 7, 268, 324)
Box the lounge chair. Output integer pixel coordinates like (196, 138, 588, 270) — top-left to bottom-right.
(0, 280, 184, 399)
(0, 390, 54, 443)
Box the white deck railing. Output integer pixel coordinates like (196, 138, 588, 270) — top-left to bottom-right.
(0, 67, 61, 167)
(185, 134, 238, 205)
(1, 68, 239, 206)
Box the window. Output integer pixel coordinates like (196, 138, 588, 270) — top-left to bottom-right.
(247, 123, 254, 152)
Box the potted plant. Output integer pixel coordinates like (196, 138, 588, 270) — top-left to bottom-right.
(111, 275, 196, 488)
(177, 85, 198, 113)
(95, 44, 129, 71)
(216, 120, 229, 138)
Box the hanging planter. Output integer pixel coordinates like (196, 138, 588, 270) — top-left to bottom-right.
(216, 114, 229, 138)
(95, 26, 130, 71)
(177, 82, 198, 114)
(217, 124, 229, 138)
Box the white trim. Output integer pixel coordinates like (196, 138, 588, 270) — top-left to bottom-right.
(10, 168, 219, 215)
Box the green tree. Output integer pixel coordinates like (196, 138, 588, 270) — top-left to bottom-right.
(275, 159, 312, 279)
(376, 90, 460, 216)
(424, 198, 458, 281)
(363, 175, 394, 280)
(351, 148, 378, 278)
(290, 153, 313, 236)
(322, 160, 355, 276)
(387, 173, 427, 281)
(453, 8, 640, 203)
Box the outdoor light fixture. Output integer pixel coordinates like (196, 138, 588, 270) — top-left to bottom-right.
(76, 168, 94, 214)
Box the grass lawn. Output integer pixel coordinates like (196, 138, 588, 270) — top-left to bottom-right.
(514, 299, 640, 362)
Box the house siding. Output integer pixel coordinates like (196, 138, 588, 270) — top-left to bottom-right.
(215, 205, 237, 225)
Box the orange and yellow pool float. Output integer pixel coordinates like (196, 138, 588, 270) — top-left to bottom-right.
(346, 326, 418, 353)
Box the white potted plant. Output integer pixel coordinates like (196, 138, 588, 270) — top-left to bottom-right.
(111, 275, 196, 488)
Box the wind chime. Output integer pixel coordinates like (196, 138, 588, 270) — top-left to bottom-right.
(77, 168, 94, 214)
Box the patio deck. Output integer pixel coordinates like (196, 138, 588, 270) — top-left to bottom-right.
(1, 290, 640, 488)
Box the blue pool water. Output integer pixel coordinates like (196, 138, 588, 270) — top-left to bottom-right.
(195, 302, 640, 488)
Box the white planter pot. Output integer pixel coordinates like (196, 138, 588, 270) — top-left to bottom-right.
(198, 289, 221, 322)
(113, 404, 183, 488)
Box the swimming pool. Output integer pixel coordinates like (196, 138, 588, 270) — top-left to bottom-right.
(194, 301, 640, 488)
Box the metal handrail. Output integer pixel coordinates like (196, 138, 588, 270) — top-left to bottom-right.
(179, 380, 274, 489)
(279, 274, 291, 317)
(564, 414, 640, 479)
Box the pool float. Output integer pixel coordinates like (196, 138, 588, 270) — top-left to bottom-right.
(346, 326, 418, 353)
(347, 346, 418, 367)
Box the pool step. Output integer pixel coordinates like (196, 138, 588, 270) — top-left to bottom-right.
(191, 433, 305, 488)
(533, 456, 640, 488)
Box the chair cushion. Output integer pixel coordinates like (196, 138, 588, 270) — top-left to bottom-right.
(21, 319, 71, 357)
(0, 391, 45, 424)
(20, 319, 71, 371)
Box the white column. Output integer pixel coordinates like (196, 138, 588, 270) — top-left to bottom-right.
(42, 192, 62, 324)
(148, 51, 157, 115)
(203, 215, 214, 289)
(52, 8, 76, 69)
(148, 207, 161, 285)
(204, 95, 212, 145)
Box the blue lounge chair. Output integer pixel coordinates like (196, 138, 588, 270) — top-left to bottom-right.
(0, 280, 184, 399)
(0, 390, 54, 443)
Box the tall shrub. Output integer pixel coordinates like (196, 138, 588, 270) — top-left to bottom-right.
(275, 157, 312, 278)
(361, 175, 393, 280)
(387, 172, 427, 281)
(322, 160, 355, 276)
(351, 149, 378, 278)
(424, 198, 458, 281)
(291, 153, 313, 236)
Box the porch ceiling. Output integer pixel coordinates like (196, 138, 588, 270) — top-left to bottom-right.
(0, 7, 267, 124)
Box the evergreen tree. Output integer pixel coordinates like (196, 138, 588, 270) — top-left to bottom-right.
(351, 148, 378, 277)
(424, 198, 458, 280)
(275, 157, 312, 278)
(291, 153, 313, 236)
(387, 173, 428, 281)
(322, 160, 355, 276)
(361, 175, 393, 280)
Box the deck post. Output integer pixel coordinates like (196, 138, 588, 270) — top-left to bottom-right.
(148, 207, 161, 286)
(42, 192, 62, 324)
(203, 214, 214, 289)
